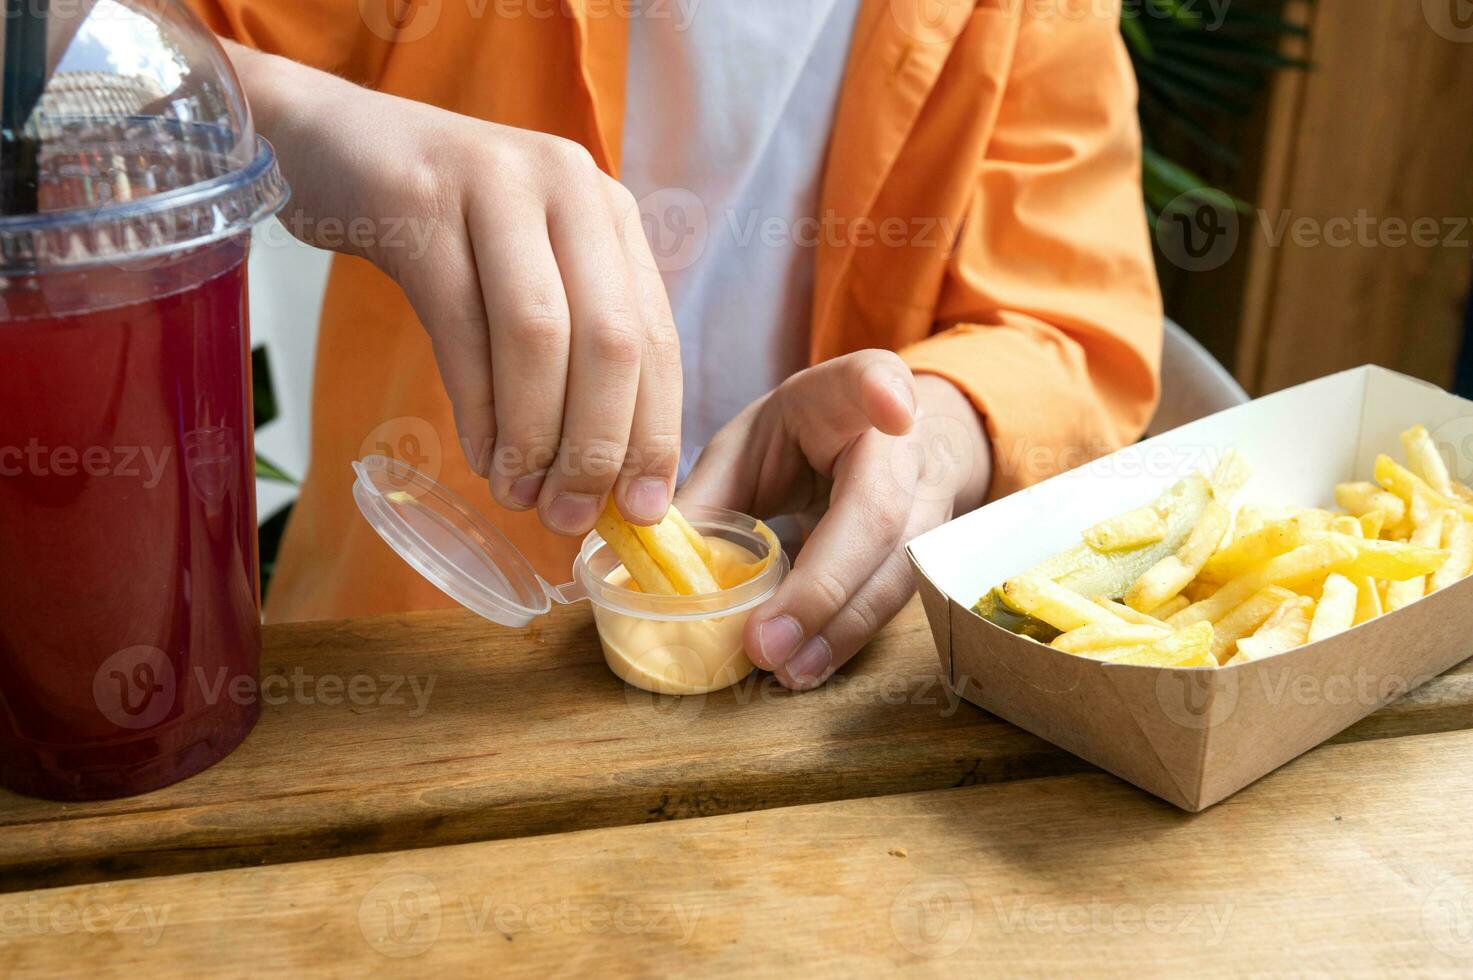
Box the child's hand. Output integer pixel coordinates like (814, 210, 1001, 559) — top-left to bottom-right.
(228, 43, 682, 535)
(679, 352, 993, 689)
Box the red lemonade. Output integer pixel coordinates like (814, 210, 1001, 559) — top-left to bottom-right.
(0, 243, 262, 799)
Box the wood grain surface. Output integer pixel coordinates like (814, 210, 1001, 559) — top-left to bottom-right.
(2, 602, 1469, 893)
(5, 729, 1473, 978)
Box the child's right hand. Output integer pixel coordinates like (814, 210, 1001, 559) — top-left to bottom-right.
(226, 42, 683, 537)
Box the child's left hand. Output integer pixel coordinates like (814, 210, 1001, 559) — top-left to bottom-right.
(680, 351, 993, 689)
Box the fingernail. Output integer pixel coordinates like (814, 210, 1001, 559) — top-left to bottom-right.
(624, 477, 670, 524)
(757, 615, 804, 667)
(547, 492, 601, 534)
(888, 377, 916, 417)
(509, 473, 545, 509)
(785, 636, 833, 688)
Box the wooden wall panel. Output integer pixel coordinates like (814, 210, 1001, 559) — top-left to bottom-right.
(1238, 0, 1473, 393)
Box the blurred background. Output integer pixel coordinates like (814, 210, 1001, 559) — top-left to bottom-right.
(248, 0, 1473, 586)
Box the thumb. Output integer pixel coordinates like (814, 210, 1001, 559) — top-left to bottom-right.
(781, 350, 916, 466)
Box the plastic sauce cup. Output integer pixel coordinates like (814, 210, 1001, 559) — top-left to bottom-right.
(352, 456, 788, 694)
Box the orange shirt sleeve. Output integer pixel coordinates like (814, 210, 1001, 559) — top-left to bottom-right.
(901, 5, 1163, 500)
(185, 0, 393, 84)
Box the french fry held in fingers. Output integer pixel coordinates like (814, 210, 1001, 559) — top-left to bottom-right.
(974, 422, 1473, 669)
(596, 500, 719, 596)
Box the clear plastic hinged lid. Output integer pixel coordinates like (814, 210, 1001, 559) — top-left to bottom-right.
(352, 456, 581, 628)
(0, 0, 288, 271)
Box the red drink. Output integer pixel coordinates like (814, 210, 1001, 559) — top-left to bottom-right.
(0, 0, 287, 799)
(0, 241, 262, 799)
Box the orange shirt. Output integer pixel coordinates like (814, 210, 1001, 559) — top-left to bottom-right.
(189, 0, 1163, 622)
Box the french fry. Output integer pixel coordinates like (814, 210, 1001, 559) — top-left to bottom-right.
(1105, 622, 1216, 668)
(1358, 510, 1386, 541)
(1335, 481, 1407, 527)
(596, 502, 679, 595)
(632, 516, 721, 595)
(666, 506, 713, 565)
(1307, 573, 1357, 643)
(1210, 586, 1297, 663)
(1291, 509, 1337, 533)
(1352, 574, 1383, 625)
(1053, 622, 1172, 654)
(1430, 516, 1473, 592)
(1200, 519, 1303, 583)
(1149, 594, 1192, 619)
(1234, 595, 1315, 663)
(1310, 532, 1449, 581)
(1385, 510, 1449, 611)
(1124, 502, 1231, 612)
(1094, 597, 1168, 627)
(1376, 454, 1473, 523)
(1233, 504, 1293, 542)
(1168, 538, 1357, 629)
(1082, 505, 1168, 553)
(1000, 574, 1125, 633)
(1402, 424, 1456, 498)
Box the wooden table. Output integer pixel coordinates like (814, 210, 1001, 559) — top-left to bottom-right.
(3, 600, 1472, 976)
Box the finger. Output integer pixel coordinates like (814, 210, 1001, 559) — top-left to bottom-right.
(742, 429, 919, 671)
(609, 179, 683, 525)
(467, 197, 572, 509)
(537, 183, 643, 535)
(775, 540, 923, 690)
(400, 237, 497, 477)
(778, 350, 917, 474)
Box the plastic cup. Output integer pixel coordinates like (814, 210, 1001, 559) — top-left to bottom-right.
(0, 1, 287, 799)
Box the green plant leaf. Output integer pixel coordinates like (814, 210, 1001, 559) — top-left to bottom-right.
(255, 453, 298, 485)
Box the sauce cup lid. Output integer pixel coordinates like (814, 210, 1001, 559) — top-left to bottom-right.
(352, 456, 579, 628)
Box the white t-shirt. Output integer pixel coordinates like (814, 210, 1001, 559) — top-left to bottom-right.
(620, 0, 863, 479)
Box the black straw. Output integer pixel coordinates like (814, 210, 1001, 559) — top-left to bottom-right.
(2, 0, 49, 215)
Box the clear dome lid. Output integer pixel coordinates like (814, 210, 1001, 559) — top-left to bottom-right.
(0, 0, 287, 272)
